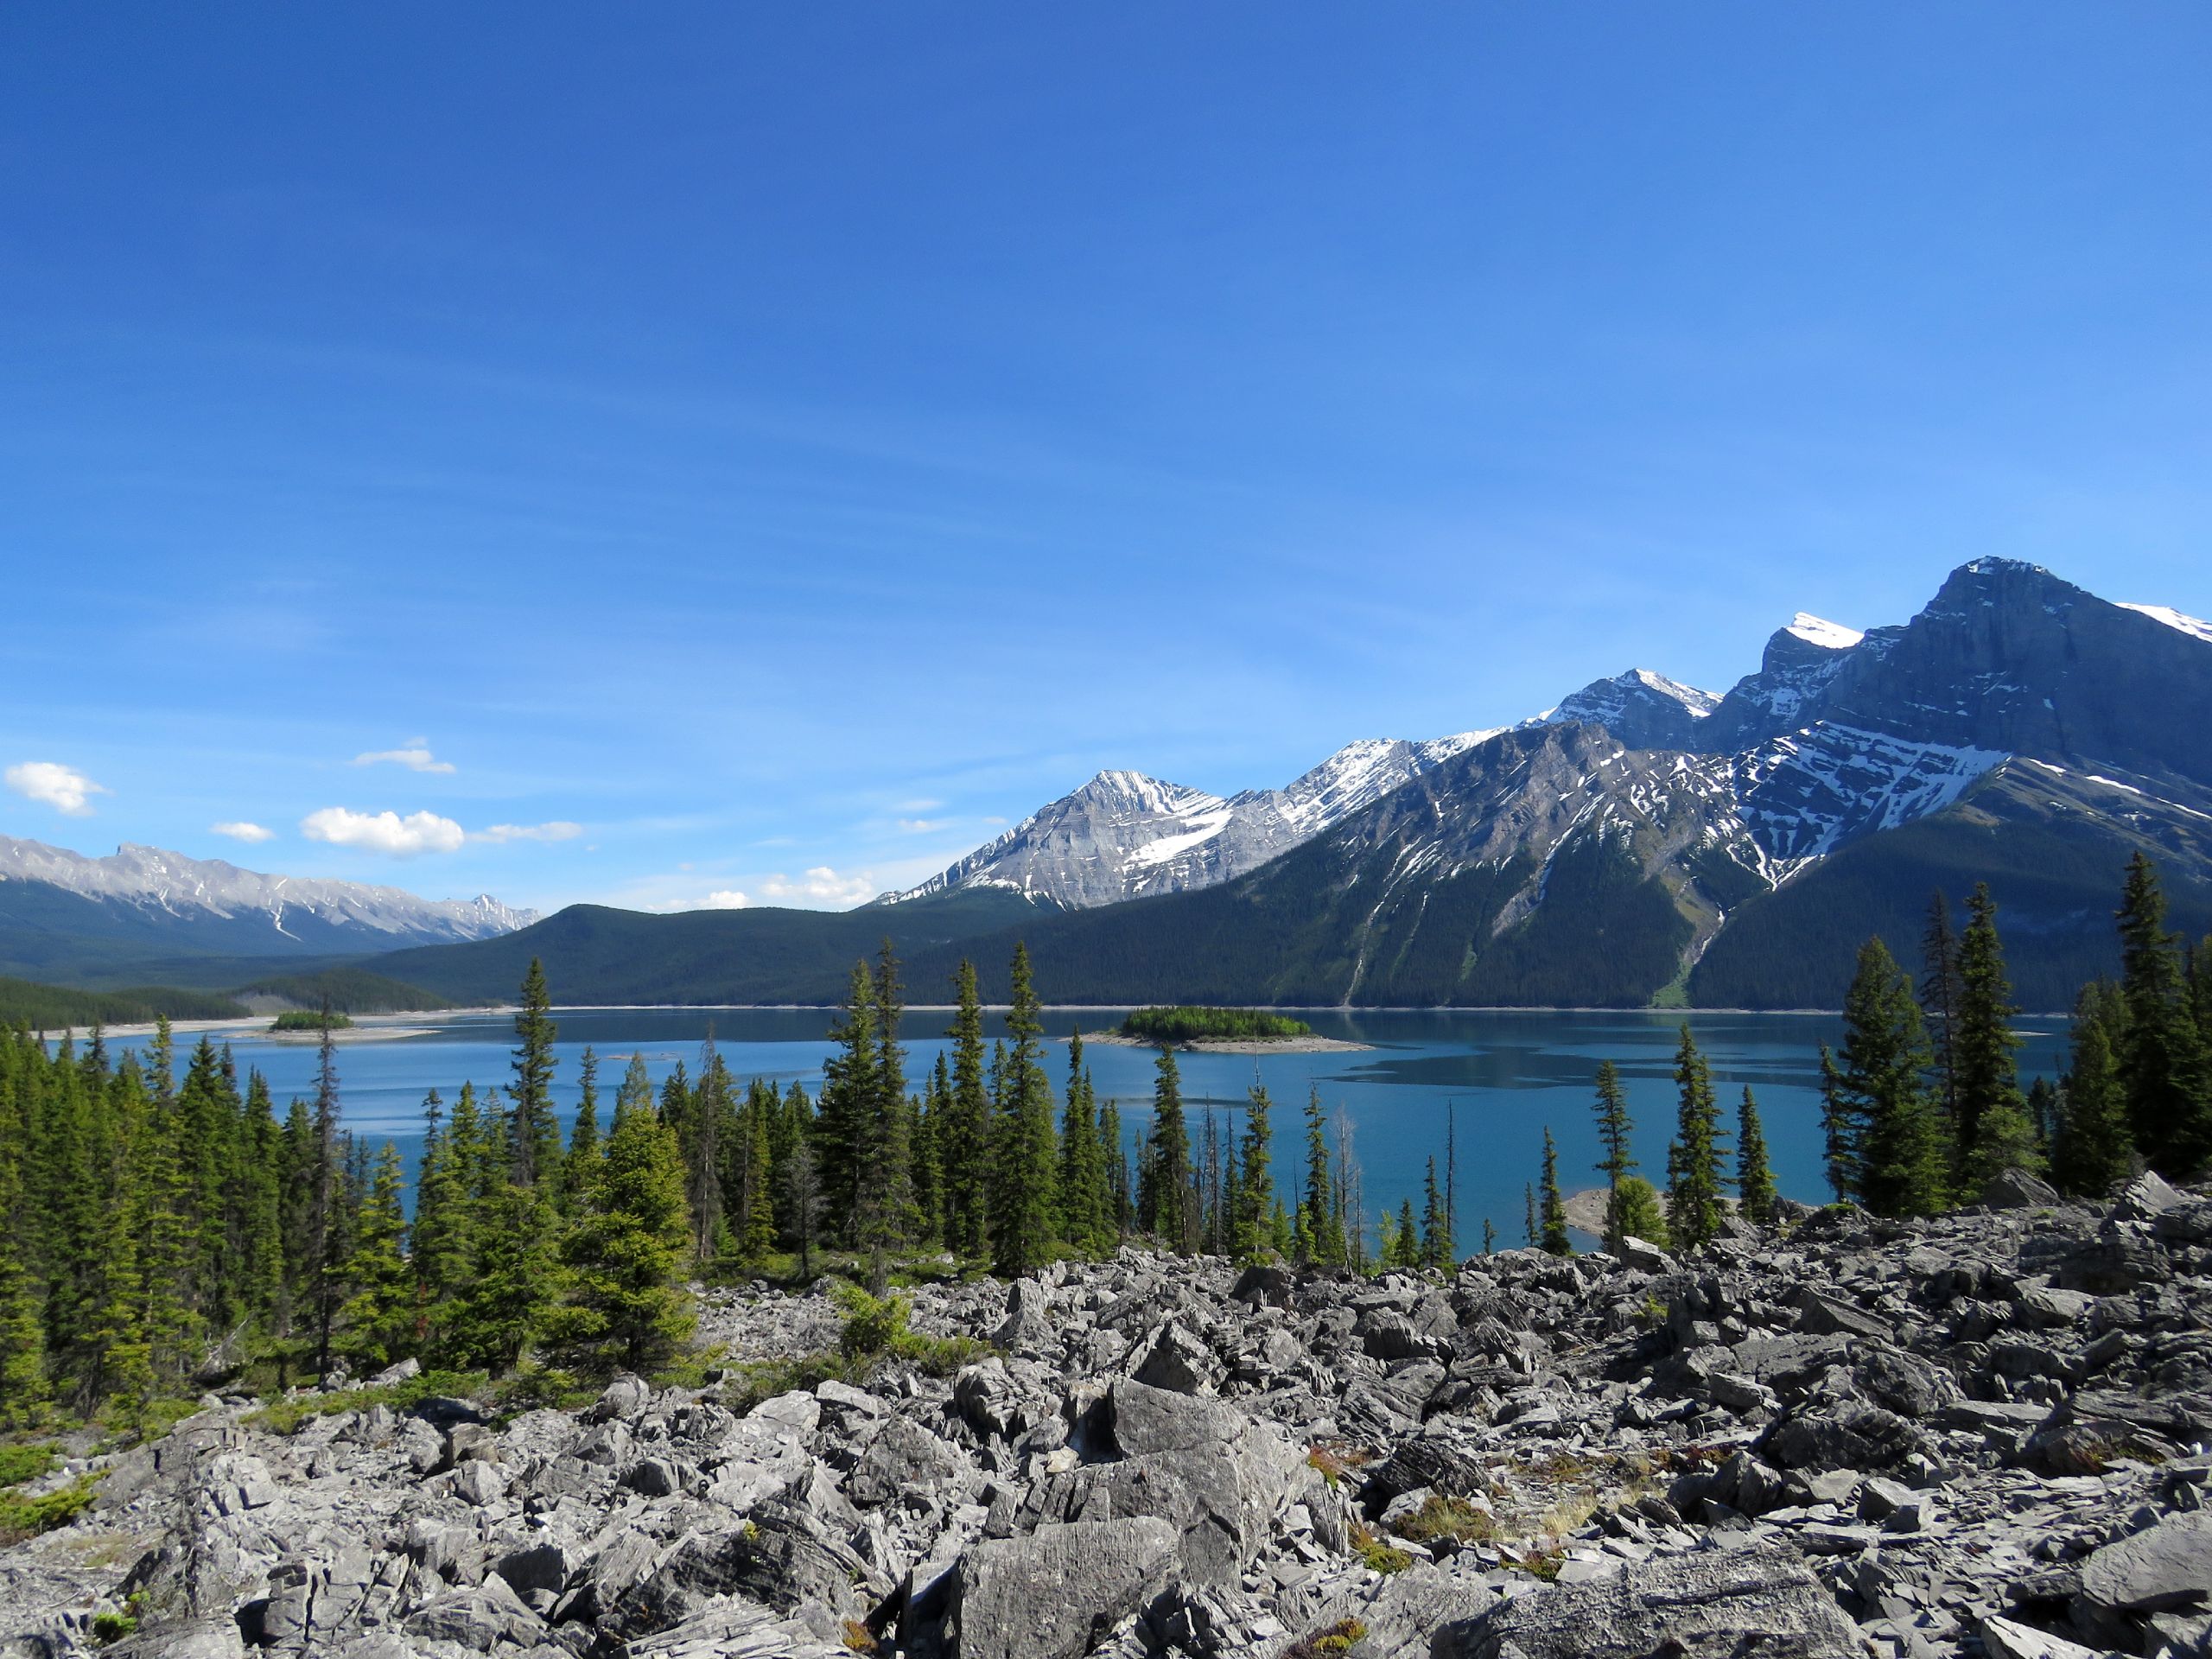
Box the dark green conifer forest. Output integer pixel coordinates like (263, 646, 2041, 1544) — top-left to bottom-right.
(0, 939, 1381, 1425)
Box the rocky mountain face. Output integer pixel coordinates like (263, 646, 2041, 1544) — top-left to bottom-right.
(1529, 667, 1721, 753)
(889, 561, 2212, 1010)
(0, 837, 537, 979)
(16, 1174, 2212, 1658)
(880, 734, 1498, 911)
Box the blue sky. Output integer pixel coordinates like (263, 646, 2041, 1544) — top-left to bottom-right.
(3, 5, 2209, 916)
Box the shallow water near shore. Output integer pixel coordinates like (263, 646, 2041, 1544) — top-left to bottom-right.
(87, 1007, 2071, 1247)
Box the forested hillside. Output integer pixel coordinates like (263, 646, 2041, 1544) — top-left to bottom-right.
(372, 888, 1046, 1007)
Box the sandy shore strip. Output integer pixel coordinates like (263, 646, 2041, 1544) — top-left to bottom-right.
(1071, 1032, 1373, 1054)
(41, 1007, 508, 1045)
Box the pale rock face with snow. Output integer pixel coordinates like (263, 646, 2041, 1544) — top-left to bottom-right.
(0, 837, 537, 945)
(881, 732, 1499, 910)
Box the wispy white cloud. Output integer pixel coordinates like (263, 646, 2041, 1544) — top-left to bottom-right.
(759, 866, 877, 906)
(896, 817, 944, 834)
(353, 738, 456, 774)
(301, 805, 467, 856)
(473, 821, 582, 844)
(210, 820, 276, 843)
(896, 798, 944, 813)
(5, 761, 109, 817)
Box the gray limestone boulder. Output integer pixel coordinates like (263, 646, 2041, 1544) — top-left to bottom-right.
(940, 1517, 1180, 1659)
(1101, 1378, 1302, 1590)
(1132, 1321, 1223, 1395)
(1435, 1543, 1867, 1659)
(401, 1575, 544, 1652)
(2079, 1509, 2212, 1615)
(1984, 1168, 2063, 1210)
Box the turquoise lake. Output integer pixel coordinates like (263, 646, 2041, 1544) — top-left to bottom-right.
(117, 1007, 2073, 1248)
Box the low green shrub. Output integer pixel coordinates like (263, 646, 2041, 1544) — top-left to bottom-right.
(249, 1368, 486, 1435)
(0, 1444, 59, 1488)
(0, 1476, 99, 1543)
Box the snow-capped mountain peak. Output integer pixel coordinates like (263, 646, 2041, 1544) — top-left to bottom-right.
(1785, 613, 1864, 651)
(880, 730, 1501, 909)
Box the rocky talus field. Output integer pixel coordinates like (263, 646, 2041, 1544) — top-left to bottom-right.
(16, 1175, 2212, 1658)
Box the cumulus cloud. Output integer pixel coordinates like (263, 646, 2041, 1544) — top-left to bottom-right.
(5, 761, 109, 817)
(301, 806, 466, 856)
(473, 821, 582, 845)
(759, 866, 877, 906)
(210, 821, 276, 843)
(897, 817, 944, 834)
(702, 890, 750, 908)
(353, 738, 455, 774)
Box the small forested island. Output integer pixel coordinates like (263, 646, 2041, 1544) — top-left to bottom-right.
(1091, 1004, 1368, 1052)
(1119, 1006, 1313, 1043)
(269, 1007, 353, 1033)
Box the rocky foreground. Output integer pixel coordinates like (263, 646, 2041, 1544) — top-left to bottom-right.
(13, 1173, 2212, 1658)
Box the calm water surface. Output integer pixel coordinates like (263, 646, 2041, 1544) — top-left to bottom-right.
(105, 1008, 2071, 1248)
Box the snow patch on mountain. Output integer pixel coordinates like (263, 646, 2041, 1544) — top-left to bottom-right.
(1786, 613, 1864, 651)
(2119, 602, 2212, 646)
(1731, 726, 2009, 870)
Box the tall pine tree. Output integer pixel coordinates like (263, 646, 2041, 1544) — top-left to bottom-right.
(1665, 1026, 1726, 1249)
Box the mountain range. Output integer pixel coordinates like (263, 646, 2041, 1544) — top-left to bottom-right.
(8, 559, 2209, 1012)
(0, 838, 537, 987)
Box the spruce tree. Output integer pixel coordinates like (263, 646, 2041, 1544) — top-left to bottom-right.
(0, 1140, 47, 1424)
(338, 1144, 412, 1370)
(2052, 983, 2134, 1196)
(685, 1038, 730, 1262)
(816, 962, 878, 1244)
(1592, 1060, 1635, 1253)
(568, 1047, 602, 1185)
(1955, 882, 2037, 1186)
(308, 1020, 346, 1376)
(553, 1100, 696, 1374)
(943, 962, 992, 1260)
(456, 1181, 560, 1376)
(1058, 1033, 1108, 1256)
(1300, 1088, 1340, 1266)
(864, 940, 921, 1276)
(1616, 1176, 1670, 1248)
(990, 944, 1058, 1277)
(1840, 938, 1948, 1217)
(1665, 1026, 1726, 1249)
(1817, 1043, 1862, 1204)
(1099, 1102, 1131, 1240)
(915, 1056, 949, 1248)
(783, 1135, 823, 1281)
(1230, 1085, 1272, 1262)
(1142, 1046, 1194, 1252)
(1394, 1198, 1421, 1268)
(1538, 1127, 1571, 1255)
(2116, 853, 2212, 1174)
(410, 1090, 471, 1360)
(1921, 892, 1964, 1152)
(1735, 1087, 1776, 1228)
(510, 960, 562, 1193)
